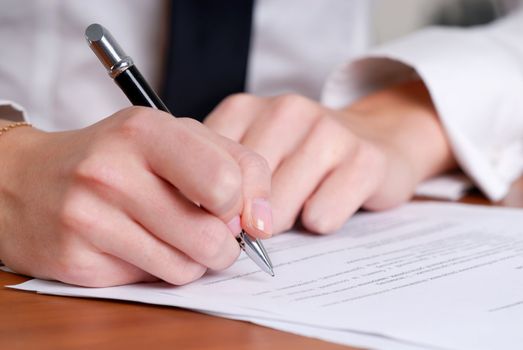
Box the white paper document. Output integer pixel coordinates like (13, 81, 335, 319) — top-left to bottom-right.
(11, 202, 523, 350)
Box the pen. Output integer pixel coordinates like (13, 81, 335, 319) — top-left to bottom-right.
(85, 23, 274, 277)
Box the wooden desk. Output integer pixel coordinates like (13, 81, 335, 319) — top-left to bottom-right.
(2, 178, 522, 350)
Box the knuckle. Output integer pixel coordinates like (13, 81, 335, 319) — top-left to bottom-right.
(238, 150, 270, 175)
(194, 221, 229, 263)
(116, 107, 154, 139)
(220, 93, 254, 110)
(73, 155, 125, 194)
(273, 93, 306, 110)
(205, 161, 241, 210)
(304, 117, 347, 163)
(58, 192, 97, 233)
(270, 94, 307, 121)
(311, 115, 340, 141)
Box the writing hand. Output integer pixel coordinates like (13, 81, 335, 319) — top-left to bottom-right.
(0, 107, 272, 286)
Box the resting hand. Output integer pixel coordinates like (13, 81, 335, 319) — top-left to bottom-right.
(0, 107, 271, 286)
(205, 80, 456, 234)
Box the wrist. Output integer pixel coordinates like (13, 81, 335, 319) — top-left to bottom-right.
(0, 123, 48, 249)
(340, 80, 457, 184)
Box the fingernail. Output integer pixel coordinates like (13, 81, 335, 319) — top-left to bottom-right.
(251, 198, 272, 236)
(227, 215, 242, 235)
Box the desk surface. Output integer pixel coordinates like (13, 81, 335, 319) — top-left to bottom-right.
(2, 178, 522, 350)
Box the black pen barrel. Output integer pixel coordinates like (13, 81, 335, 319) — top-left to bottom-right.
(114, 66, 171, 114)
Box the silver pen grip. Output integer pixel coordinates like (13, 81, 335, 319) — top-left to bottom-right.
(237, 231, 274, 276)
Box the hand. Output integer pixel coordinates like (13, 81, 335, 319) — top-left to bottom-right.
(205, 80, 456, 234)
(0, 107, 272, 287)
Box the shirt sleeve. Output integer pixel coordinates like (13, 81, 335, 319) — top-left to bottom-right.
(321, 10, 523, 201)
(0, 100, 28, 122)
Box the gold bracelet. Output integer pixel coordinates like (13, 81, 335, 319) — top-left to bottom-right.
(0, 122, 32, 136)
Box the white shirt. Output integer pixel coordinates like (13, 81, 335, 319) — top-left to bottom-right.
(1, 0, 522, 201)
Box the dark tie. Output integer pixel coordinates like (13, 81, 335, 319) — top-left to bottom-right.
(162, 0, 255, 122)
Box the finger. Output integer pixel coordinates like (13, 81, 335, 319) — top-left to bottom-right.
(79, 152, 242, 270)
(46, 233, 157, 288)
(240, 95, 321, 171)
(89, 207, 208, 286)
(85, 254, 159, 286)
(122, 167, 242, 269)
(61, 187, 208, 286)
(301, 144, 385, 234)
(125, 108, 243, 220)
(179, 118, 273, 238)
(204, 93, 266, 141)
(270, 117, 354, 233)
(232, 147, 273, 238)
(56, 250, 158, 288)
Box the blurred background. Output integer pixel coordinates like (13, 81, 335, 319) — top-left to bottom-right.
(373, 0, 522, 43)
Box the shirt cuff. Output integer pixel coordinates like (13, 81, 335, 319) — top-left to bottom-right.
(0, 100, 28, 122)
(322, 21, 523, 201)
